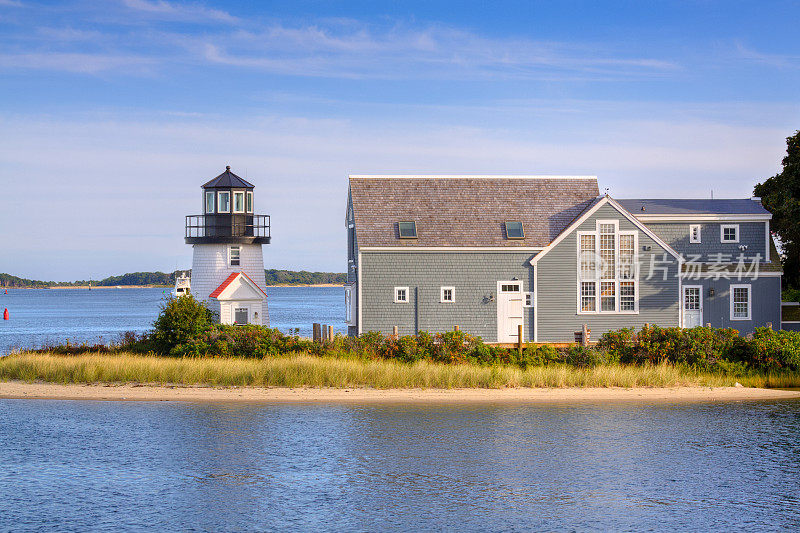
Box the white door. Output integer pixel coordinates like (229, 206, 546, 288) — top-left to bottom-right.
(497, 281, 524, 342)
(683, 286, 702, 328)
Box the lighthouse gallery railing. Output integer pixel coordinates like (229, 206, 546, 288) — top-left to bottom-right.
(185, 215, 271, 239)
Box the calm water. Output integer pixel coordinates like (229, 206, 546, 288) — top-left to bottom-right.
(0, 399, 799, 531)
(0, 287, 346, 353)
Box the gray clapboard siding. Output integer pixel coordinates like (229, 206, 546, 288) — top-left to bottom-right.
(359, 251, 536, 340)
(535, 203, 680, 342)
(683, 276, 781, 334)
(645, 222, 767, 261)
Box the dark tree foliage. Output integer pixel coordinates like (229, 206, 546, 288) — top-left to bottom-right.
(754, 130, 800, 289)
(151, 294, 215, 355)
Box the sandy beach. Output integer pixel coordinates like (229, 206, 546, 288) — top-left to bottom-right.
(1, 381, 798, 403)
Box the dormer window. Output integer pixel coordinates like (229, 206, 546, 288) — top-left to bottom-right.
(205, 191, 215, 213)
(218, 191, 230, 213)
(398, 221, 417, 239)
(246, 191, 253, 213)
(233, 191, 245, 213)
(506, 221, 524, 239)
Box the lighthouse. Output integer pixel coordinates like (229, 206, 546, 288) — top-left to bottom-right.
(185, 166, 270, 326)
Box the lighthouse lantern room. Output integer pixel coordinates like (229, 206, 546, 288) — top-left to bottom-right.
(185, 166, 270, 325)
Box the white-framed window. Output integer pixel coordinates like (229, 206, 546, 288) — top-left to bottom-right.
(234, 306, 249, 325)
(233, 191, 245, 213)
(218, 191, 230, 213)
(730, 284, 751, 320)
(721, 224, 739, 243)
(524, 292, 534, 307)
(440, 286, 455, 303)
(690, 224, 702, 243)
(205, 191, 215, 213)
(229, 245, 240, 266)
(576, 220, 639, 314)
(394, 286, 409, 303)
(246, 191, 253, 213)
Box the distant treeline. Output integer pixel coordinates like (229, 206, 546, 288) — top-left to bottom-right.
(0, 269, 345, 288)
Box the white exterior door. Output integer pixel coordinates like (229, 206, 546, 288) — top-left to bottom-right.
(497, 281, 524, 342)
(683, 286, 702, 328)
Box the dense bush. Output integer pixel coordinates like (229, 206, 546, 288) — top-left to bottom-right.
(150, 294, 215, 355)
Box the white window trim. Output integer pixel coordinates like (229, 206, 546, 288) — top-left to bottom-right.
(217, 191, 231, 213)
(523, 291, 534, 308)
(394, 286, 409, 303)
(205, 191, 215, 213)
(228, 245, 241, 267)
(730, 284, 752, 321)
(576, 220, 639, 315)
(440, 286, 455, 303)
(690, 224, 702, 243)
(246, 191, 253, 213)
(233, 191, 245, 213)
(720, 224, 739, 243)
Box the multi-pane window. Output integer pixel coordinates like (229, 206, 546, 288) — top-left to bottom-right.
(580, 282, 596, 312)
(731, 285, 751, 320)
(721, 224, 739, 243)
(577, 221, 638, 313)
(684, 287, 700, 310)
(600, 281, 616, 311)
(205, 191, 215, 213)
(229, 246, 240, 266)
(440, 286, 455, 303)
(579, 234, 596, 280)
(394, 287, 409, 303)
(599, 223, 616, 279)
(620, 282, 636, 311)
(246, 191, 253, 212)
(619, 234, 635, 279)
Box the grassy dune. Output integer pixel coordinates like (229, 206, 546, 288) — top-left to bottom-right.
(2, 353, 799, 389)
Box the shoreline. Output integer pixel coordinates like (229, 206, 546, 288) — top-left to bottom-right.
(2, 381, 799, 403)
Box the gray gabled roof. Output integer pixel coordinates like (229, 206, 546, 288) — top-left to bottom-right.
(202, 166, 254, 189)
(349, 175, 600, 247)
(617, 198, 770, 216)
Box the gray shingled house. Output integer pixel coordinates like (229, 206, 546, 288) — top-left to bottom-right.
(345, 175, 782, 343)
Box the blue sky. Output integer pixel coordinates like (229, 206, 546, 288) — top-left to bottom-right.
(0, 0, 798, 280)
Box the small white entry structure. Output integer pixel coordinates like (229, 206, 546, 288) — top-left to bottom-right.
(683, 285, 703, 328)
(497, 281, 524, 342)
(209, 272, 268, 325)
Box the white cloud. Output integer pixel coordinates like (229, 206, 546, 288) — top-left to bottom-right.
(122, 0, 237, 23)
(0, 52, 155, 73)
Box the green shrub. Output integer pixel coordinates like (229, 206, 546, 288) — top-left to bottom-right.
(151, 294, 214, 355)
(517, 344, 561, 368)
(749, 328, 800, 370)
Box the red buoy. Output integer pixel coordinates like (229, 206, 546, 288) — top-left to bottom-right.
(3, 308, 8, 320)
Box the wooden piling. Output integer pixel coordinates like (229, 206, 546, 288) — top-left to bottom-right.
(393, 325, 398, 336)
(454, 325, 460, 331)
(581, 324, 590, 347)
(327, 325, 333, 340)
(517, 324, 523, 356)
(312, 323, 321, 342)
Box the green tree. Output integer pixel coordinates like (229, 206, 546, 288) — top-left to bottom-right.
(754, 131, 800, 289)
(151, 294, 214, 355)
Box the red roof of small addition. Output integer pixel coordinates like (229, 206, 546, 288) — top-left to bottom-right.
(209, 272, 268, 299)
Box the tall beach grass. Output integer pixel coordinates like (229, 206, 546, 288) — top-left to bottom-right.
(2, 352, 799, 389)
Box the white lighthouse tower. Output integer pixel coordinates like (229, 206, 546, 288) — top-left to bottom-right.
(185, 166, 270, 325)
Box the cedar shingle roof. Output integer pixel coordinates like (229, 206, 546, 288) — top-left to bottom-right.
(349, 176, 600, 247)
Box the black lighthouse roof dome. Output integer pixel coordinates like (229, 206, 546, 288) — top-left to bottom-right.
(202, 166, 255, 189)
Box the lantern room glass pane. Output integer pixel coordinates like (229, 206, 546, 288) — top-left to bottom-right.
(218, 192, 230, 213)
(205, 191, 215, 213)
(234, 191, 245, 213)
(246, 191, 253, 212)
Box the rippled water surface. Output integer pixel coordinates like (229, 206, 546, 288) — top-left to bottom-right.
(0, 287, 345, 353)
(1, 399, 799, 531)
